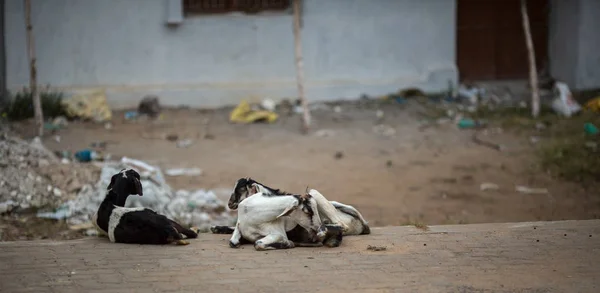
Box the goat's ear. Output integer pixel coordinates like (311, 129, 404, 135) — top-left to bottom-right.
(107, 174, 117, 190)
(276, 201, 298, 219)
(132, 177, 143, 196)
(250, 184, 258, 194)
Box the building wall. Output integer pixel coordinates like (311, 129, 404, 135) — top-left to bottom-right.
(549, 0, 600, 90)
(5, 0, 457, 109)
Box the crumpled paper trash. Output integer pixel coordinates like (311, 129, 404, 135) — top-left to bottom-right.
(229, 100, 278, 124)
(62, 91, 112, 122)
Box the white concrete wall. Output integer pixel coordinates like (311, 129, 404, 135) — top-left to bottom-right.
(549, 0, 600, 90)
(5, 0, 457, 109)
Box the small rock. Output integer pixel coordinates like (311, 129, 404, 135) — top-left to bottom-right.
(176, 139, 194, 148)
(334, 151, 344, 160)
(85, 229, 98, 236)
(515, 185, 548, 195)
(480, 182, 500, 191)
(104, 122, 113, 130)
(529, 136, 540, 144)
(386, 160, 393, 167)
(166, 134, 179, 141)
(373, 124, 396, 137)
(314, 129, 335, 137)
(38, 159, 50, 167)
(333, 106, 342, 113)
(53, 188, 63, 197)
(138, 95, 161, 118)
(367, 245, 387, 251)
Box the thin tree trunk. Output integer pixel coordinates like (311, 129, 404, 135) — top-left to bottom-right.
(0, 0, 7, 106)
(293, 0, 310, 134)
(24, 0, 43, 136)
(521, 0, 540, 118)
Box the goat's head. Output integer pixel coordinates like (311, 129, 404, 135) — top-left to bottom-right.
(228, 177, 259, 210)
(107, 168, 143, 206)
(277, 194, 326, 242)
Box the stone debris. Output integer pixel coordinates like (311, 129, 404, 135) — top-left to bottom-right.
(0, 133, 99, 214)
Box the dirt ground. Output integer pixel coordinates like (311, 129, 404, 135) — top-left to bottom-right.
(9, 99, 600, 229)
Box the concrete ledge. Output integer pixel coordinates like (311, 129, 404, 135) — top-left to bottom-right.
(1, 220, 598, 293)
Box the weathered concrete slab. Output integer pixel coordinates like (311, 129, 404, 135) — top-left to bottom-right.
(1, 220, 599, 293)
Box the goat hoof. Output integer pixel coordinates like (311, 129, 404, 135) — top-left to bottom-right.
(176, 240, 190, 246)
(229, 241, 240, 248)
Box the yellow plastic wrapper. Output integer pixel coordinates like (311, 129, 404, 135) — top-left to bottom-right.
(584, 96, 600, 113)
(229, 100, 278, 124)
(62, 90, 112, 122)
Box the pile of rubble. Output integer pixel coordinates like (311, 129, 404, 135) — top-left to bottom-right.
(0, 133, 100, 214)
(38, 157, 236, 234)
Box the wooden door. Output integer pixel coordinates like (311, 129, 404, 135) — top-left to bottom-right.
(457, 0, 549, 81)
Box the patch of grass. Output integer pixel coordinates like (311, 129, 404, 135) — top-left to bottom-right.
(537, 111, 600, 185)
(401, 220, 430, 231)
(3, 87, 67, 121)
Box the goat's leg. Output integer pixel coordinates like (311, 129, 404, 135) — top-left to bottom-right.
(210, 225, 236, 234)
(308, 189, 349, 232)
(229, 224, 243, 248)
(254, 234, 295, 251)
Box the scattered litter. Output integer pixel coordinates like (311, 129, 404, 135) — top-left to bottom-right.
(551, 81, 581, 117)
(515, 185, 549, 195)
(124, 111, 139, 121)
(314, 129, 335, 137)
(373, 124, 396, 136)
(457, 118, 486, 129)
(480, 182, 500, 191)
(176, 139, 194, 148)
(260, 99, 276, 112)
(366, 245, 387, 251)
(375, 110, 384, 123)
(584, 123, 599, 136)
(138, 95, 161, 118)
(585, 141, 598, 151)
(74, 149, 100, 162)
(457, 84, 483, 105)
(165, 168, 203, 177)
(54, 135, 61, 143)
(584, 96, 600, 112)
(62, 90, 112, 122)
(472, 130, 504, 151)
(398, 87, 426, 99)
(52, 116, 69, 128)
(104, 122, 113, 130)
(529, 136, 540, 144)
(230, 100, 278, 124)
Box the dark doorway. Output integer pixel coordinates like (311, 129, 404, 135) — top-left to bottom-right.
(456, 0, 550, 81)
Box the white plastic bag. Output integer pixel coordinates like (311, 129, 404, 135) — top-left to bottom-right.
(551, 82, 581, 117)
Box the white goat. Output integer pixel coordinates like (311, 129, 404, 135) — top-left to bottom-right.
(222, 178, 370, 236)
(228, 192, 327, 251)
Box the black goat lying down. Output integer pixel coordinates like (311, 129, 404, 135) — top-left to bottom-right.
(211, 178, 370, 247)
(92, 168, 199, 245)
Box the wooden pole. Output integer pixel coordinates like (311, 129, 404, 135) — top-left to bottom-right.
(521, 0, 540, 118)
(24, 0, 44, 136)
(292, 0, 310, 134)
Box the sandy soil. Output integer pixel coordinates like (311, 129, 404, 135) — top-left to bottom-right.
(9, 100, 600, 229)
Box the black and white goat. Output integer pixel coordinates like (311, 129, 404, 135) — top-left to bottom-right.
(228, 191, 331, 250)
(92, 168, 199, 245)
(214, 178, 370, 236)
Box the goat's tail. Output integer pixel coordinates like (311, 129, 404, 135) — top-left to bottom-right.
(169, 219, 199, 239)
